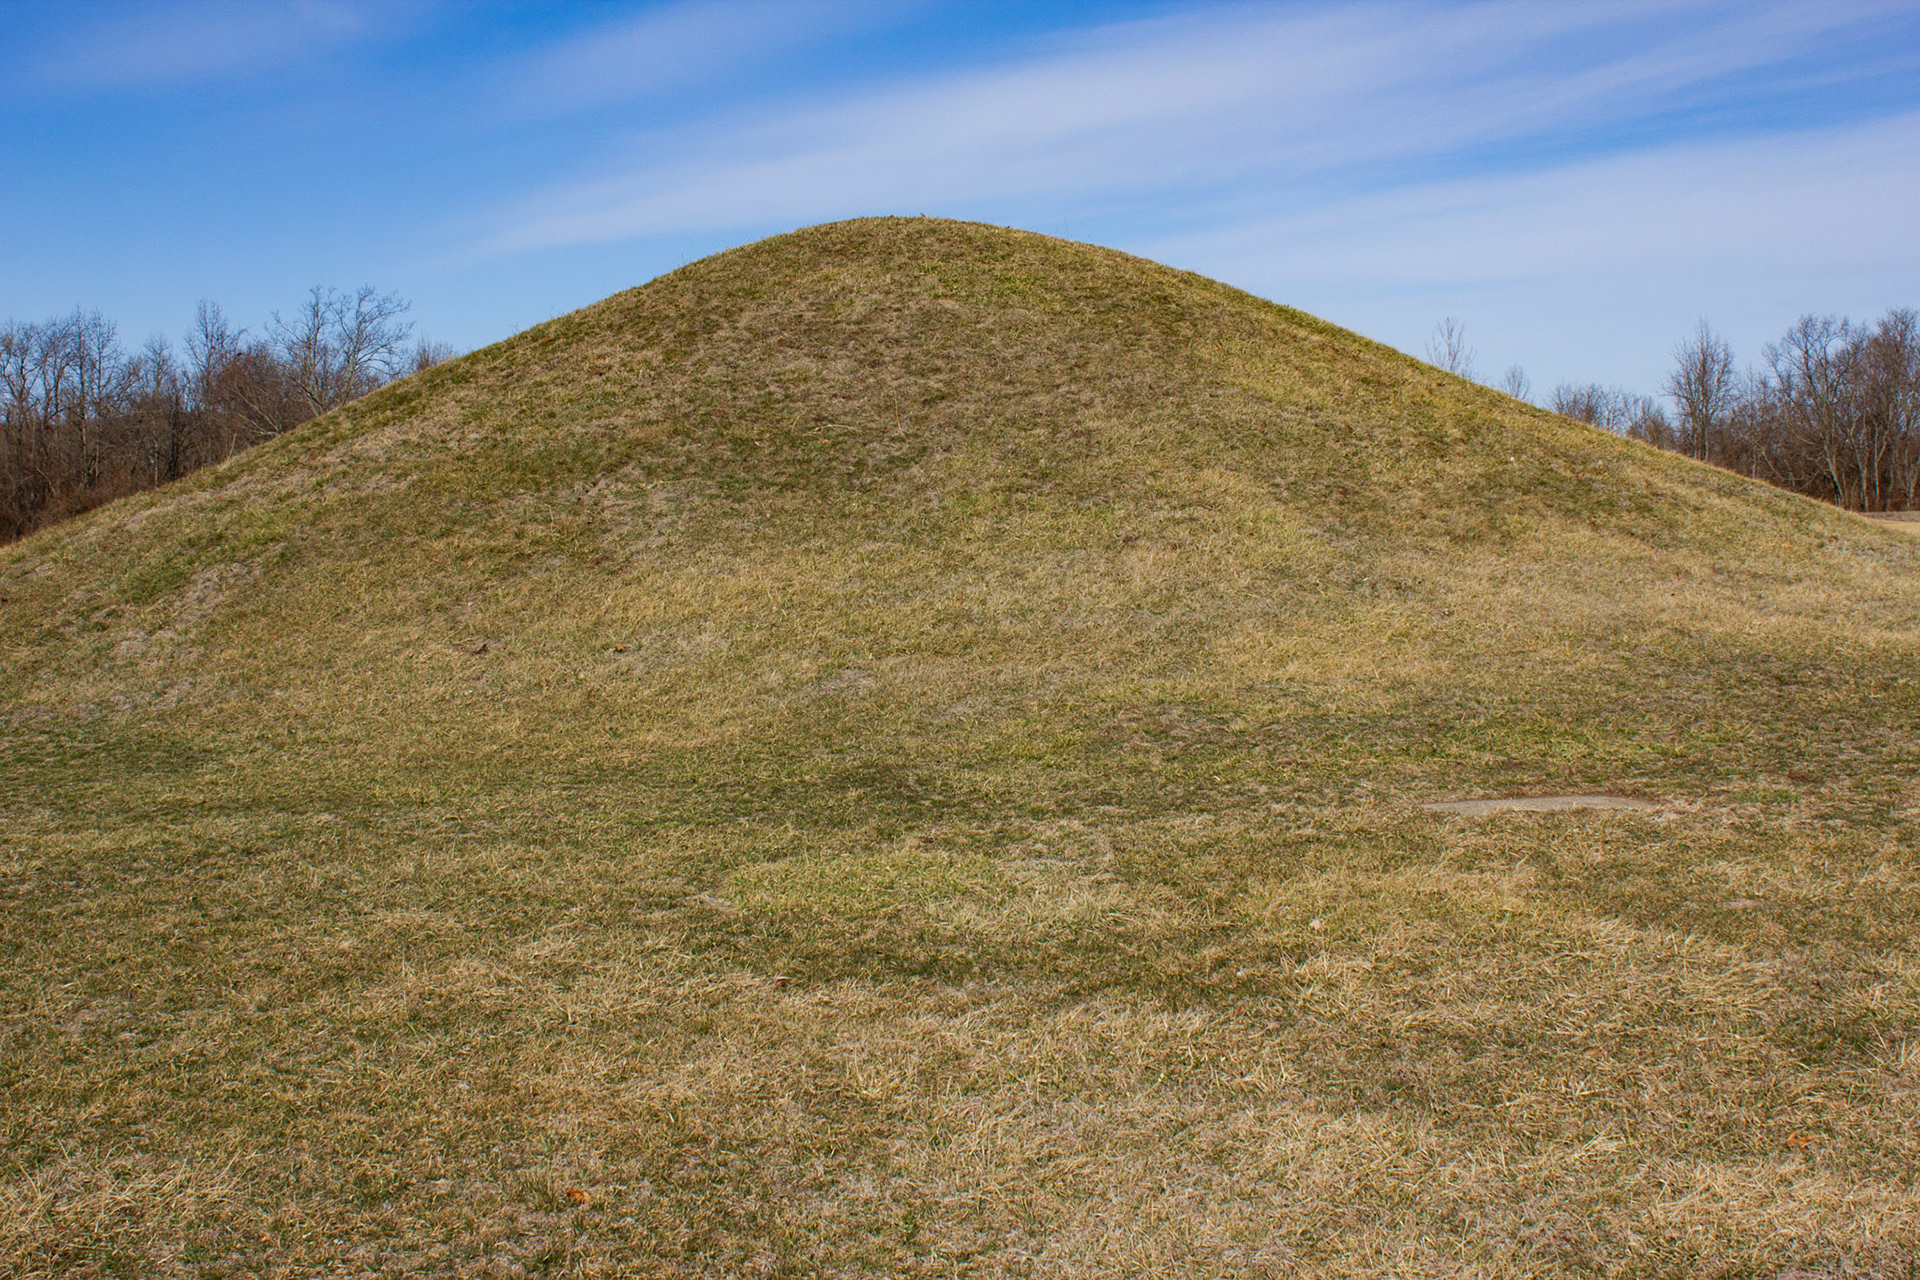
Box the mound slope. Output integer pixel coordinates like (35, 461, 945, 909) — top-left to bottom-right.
(4, 219, 1919, 1275)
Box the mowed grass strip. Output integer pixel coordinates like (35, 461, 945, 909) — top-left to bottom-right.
(2, 217, 1918, 1277)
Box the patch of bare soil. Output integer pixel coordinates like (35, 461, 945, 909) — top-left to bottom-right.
(1420, 794, 1661, 816)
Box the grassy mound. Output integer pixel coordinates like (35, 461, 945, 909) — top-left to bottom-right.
(4, 218, 1918, 1276)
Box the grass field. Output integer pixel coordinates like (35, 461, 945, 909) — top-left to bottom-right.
(3, 218, 1919, 1277)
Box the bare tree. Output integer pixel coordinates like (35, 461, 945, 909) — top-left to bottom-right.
(1550, 383, 1613, 428)
(1860, 308, 1920, 510)
(1766, 316, 1870, 507)
(3, 285, 441, 542)
(334, 286, 414, 394)
(66, 310, 128, 490)
(1715, 386, 1780, 481)
(1550, 382, 1668, 440)
(130, 336, 191, 486)
(1665, 320, 1737, 463)
(0, 314, 87, 534)
(1426, 317, 1477, 380)
(0, 319, 44, 536)
(186, 301, 241, 404)
(268, 286, 413, 421)
(1621, 392, 1672, 446)
(187, 300, 252, 456)
(410, 339, 458, 373)
(1497, 365, 1532, 402)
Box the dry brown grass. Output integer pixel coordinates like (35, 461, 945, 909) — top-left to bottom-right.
(2, 218, 1918, 1276)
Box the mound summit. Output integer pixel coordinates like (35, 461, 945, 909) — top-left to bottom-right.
(7, 217, 1911, 752)
(4, 218, 1920, 1275)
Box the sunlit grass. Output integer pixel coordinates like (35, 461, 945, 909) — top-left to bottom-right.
(3, 218, 1918, 1276)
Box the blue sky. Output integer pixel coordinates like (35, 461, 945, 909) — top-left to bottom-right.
(4, 0, 1917, 398)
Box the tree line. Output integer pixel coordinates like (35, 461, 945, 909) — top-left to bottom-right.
(1, 287, 452, 541)
(1534, 310, 1920, 512)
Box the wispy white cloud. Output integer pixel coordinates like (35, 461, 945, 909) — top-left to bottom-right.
(477, 0, 1915, 252)
(18, 0, 403, 91)
(506, 0, 902, 116)
(1153, 110, 1920, 291)
(1142, 108, 1920, 384)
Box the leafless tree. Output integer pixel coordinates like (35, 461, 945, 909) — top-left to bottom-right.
(1765, 316, 1875, 507)
(269, 286, 413, 421)
(186, 300, 254, 456)
(0, 319, 45, 537)
(1550, 383, 1613, 428)
(1714, 386, 1782, 481)
(129, 336, 191, 486)
(1851, 309, 1920, 510)
(1550, 382, 1669, 441)
(68, 310, 130, 490)
(186, 301, 241, 405)
(1665, 320, 1737, 463)
(1620, 393, 1672, 445)
(410, 339, 458, 373)
(3, 286, 448, 542)
(1426, 317, 1477, 380)
(1497, 365, 1532, 402)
